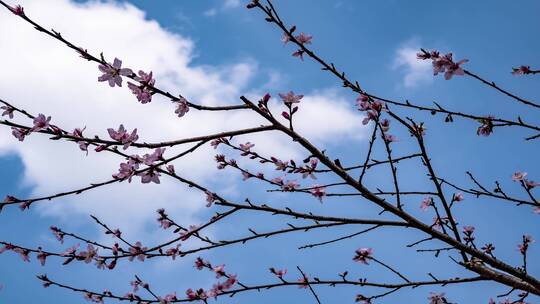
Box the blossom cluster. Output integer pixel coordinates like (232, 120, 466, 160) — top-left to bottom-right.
(9, 113, 52, 142)
(97, 57, 190, 117)
(112, 148, 165, 184)
(462, 225, 475, 245)
(186, 258, 238, 300)
(512, 65, 532, 75)
(281, 25, 312, 60)
(356, 95, 397, 143)
(512, 171, 539, 189)
(417, 49, 468, 80)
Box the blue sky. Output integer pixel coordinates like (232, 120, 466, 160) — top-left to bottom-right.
(1, 0, 540, 303)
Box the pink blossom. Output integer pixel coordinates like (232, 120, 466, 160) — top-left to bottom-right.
(353, 247, 373, 264)
(79, 244, 98, 264)
(112, 159, 139, 182)
(370, 100, 385, 113)
(9, 5, 24, 15)
(463, 226, 474, 234)
(205, 191, 215, 207)
(512, 171, 527, 181)
(239, 142, 255, 152)
(213, 264, 226, 278)
(128, 70, 155, 104)
(108, 260, 117, 270)
(477, 116, 494, 136)
(292, 49, 305, 60)
(279, 91, 304, 104)
(223, 274, 237, 289)
(281, 33, 291, 44)
(355, 294, 372, 304)
(143, 148, 165, 165)
(411, 123, 427, 136)
(380, 119, 390, 132)
(512, 65, 531, 75)
(98, 58, 133, 87)
(356, 94, 370, 111)
(18, 201, 31, 211)
(11, 127, 27, 141)
(300, 159, 318, 179)
(37, 249, 48, 266)
(180, 225, 199, 241)
(453, 192, 464, 202)
(534, 207, 540, 214)
(194, 257, 206, 270)
(95, 258, 106, 270)
(123, 293, 141, 302)
(130, 280, 140, 292)
(271, 176, 284, 185)
(281, 180, 299, 191)
(71, 127, 89, 152)
(159, 293, 177, 304)
(432, 216, 449, 230)
(242, 171, 252, 181)
(444, 58, 469, 80)
(422, 50, 468, 80)
(297, 275, 309, 289)
(362, 111, 378, 125)
(428, 292, 447, 304)
(271, 157, 289, 171)
(383, 134, 397, 143)
(1, 105, 14, 118)
(525, 180, 540, 189)
(481, 243, 495, 255)
(166, 164, 175, 174)
(111, 243, 120, 256)
(517, 235, 533, 255)
(310, 185, 326, 203)
(139, 169, 161, 184)
(107, 124, 139, 150)
(157, 209, 172, 229)
(174, 97, 190, 118)
(61, 244, 80, 256)
(165, 244, 181, 260)
(50, 226, 64, 243)
(0, 244, 14, 254)
(30, 114, 51, 132)
(210, 139, 221, 149)
(85, 292, 105, 303)
(420, 197, 433, 211)
(295, 32, 312, 44)
(269, 267, 287, 278)
(13, 248, 30, 262)
(3, 195, 17, 204)
(94, 144, 107, 152)
(128, 241, 147, 262)
(462, 226, 475, 243)
(186, 288, 207, 300)
(215, 154, 227, 169)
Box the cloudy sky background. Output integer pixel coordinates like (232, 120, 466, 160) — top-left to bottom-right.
(0, 0, 539, 303)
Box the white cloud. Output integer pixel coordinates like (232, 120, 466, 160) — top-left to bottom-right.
(204, 0, 241, 17)
(203, 8, 217, 17)
(224, 0, 241, 8)
(0, 0, 366, 238)
(392, 42, 433, 88)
